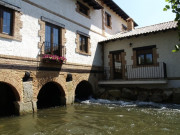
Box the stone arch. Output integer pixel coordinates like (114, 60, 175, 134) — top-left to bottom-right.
(0, 77, 22, 101)
(0, 82, 20, 117)
(37, 81, 66, 109)
(34, 77, 67, 101)
(0, 81, 20, 101)
(75, 80, 93, 101)
(72, 75, 91, 93)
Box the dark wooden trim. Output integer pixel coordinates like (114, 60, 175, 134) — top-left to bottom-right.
(0, 63, 103, 73)
(0, 63, 37, 70)
(105, 12, 112, 28)
(0, 5, 14, 36)
(133, 45, 156, 51)
(76, 1, 90, 19)
(77, 30, 90, 37)
(82, 0, 103, 9)
(41, 16, 65, 28)
(45, 23, 62, 56)
(109, 49, 124, 54)
(0, 0, 21, 12)
(167, 77, 180, 80)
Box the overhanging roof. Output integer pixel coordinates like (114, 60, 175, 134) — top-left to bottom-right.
(83, 0, 138, 26)
(82, 0, 103, 9)
(99, 21, 178, 44)
(102, 0, 138, 26)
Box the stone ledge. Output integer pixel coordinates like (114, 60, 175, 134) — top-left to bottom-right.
(98, 79, 168, 85)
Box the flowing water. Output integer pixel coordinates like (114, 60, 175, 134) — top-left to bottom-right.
(0, 99, 180, 135)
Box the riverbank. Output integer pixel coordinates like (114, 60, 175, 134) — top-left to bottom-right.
(95, 87, 180, 104)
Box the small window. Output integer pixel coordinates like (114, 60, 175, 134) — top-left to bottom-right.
(137, 49, 153, 65)
(122, 24, 127, 31)
(76, 2, 90, 18)
(105, 12, 111, 28)
(45, 23, 61, 56)
(79, 34, 88, 53)
(0, 6, 13, 35)
(75, 31, 91, 55)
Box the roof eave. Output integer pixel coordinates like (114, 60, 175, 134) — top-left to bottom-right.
(102, 0, 138, 27)
(83, 0, 103, 9)
(99, 27, 177, 44)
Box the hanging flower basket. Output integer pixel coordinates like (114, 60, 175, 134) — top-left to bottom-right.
(42, 54, 66, 64)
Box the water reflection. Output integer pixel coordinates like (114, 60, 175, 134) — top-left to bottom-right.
(0, 99, 180, 135)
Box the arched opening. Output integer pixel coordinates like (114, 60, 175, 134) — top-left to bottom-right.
(75, 81, 93, 101)
(0, 82, 20, 117)
(37, 82, 66, 109)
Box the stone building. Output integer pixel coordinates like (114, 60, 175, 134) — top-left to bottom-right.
(99, 21, 180, 103)
(0, 0, 136, 116)
(0, 0, 179, 117)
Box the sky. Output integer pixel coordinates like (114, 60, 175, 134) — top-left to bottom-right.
(113, 0, 176, 28)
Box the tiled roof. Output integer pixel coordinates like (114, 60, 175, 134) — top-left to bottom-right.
(102, 0, 138, 26)
(83, 0, 138, 26)
(100, 21, 178, 43)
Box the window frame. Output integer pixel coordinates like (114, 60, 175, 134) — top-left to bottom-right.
(105, 12, 112, 28)
(132, 45, 158, 67)
(76, 1, 90, 18)
(136, 49, 153, 65)
(45, 22, 61, 56)
(75, 31, 91, 56)
(79, 34, 88, 53)
(0, 5, 14, 36)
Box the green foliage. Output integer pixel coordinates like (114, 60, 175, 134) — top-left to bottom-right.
(164, 0, 180, 52)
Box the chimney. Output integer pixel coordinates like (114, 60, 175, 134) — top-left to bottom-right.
(126, 18, 134, 31)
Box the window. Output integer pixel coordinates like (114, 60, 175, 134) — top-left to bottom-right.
(79, 34, 88, 53)
(76, 1, 90, 18)
(122, 24, 127, 31)
(132, 45, 158, 66)
(137, 49, 153, 65)
(105, 12, 111, 28)
(45, 23, 61, 56)
(0, 6, 13, 35)
(75, 31, 91, 55)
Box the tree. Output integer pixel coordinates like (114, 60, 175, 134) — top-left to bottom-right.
(164, 0, 180, 52)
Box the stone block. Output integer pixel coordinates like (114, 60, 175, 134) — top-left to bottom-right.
(149, 94, 163, 103)
(108, 90, 121, 98)
(23, 81, 33, 103)
(121, 88, 136, 100)
(173, 90, 180, 104)
(14, 101, 34, 115)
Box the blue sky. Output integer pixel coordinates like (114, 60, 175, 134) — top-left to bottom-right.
(113, 0, 175, 28)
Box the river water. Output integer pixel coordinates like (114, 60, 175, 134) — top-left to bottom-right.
(0, 99, 180, 135)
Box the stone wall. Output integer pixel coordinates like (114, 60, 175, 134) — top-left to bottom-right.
(97, 87, 180, 104)
(0, 55, 102, 115)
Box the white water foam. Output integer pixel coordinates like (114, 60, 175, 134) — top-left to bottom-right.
(80, 98, 180, 111)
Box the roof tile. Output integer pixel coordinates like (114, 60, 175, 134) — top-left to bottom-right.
(100, 21, 177, 43)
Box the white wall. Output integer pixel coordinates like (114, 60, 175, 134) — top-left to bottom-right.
(103, 30, 180, 87)
(0, 0, 111, 66)
(103, 3, 128, 36)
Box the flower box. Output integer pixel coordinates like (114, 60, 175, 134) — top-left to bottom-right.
(42, 54, 66, 64)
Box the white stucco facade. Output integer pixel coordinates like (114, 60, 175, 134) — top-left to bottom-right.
(103, 30, 180, 88)
(0, 0, 129, 66)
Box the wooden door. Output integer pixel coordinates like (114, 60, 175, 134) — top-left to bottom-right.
(113, 53, 122, 79)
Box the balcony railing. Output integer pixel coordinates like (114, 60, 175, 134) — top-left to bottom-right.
(43, 41, 66, 57)
(104, 62, 167, 80)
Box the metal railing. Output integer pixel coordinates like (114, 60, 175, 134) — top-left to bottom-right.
(43, 41, 66, 56)
(104, 62, 167, 80)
